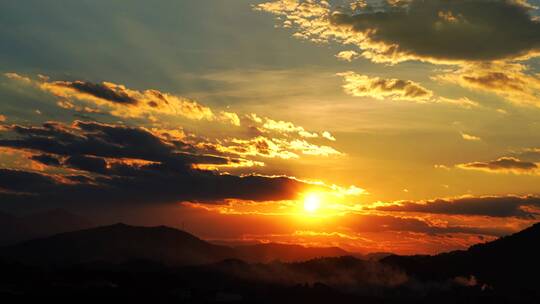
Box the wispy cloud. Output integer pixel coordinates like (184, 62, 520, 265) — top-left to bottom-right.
(457, 157, 538, 174)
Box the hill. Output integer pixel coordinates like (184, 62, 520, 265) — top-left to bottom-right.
(382, 222, 540, 291)
(0, 223, 349, 266)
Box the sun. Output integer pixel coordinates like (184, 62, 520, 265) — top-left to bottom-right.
(303, 193, 321, 213)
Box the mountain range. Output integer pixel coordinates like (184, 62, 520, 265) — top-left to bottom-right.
(0, 220, 539, 303)
(0, 223, 348, 266)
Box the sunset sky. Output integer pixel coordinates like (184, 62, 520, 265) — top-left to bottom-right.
(2, 0, 540, 254)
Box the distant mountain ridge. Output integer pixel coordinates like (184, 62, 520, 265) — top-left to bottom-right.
(235, 242, 347, 263)
(0, 223, 348, 266)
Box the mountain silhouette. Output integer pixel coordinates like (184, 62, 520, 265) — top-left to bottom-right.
(1, 223, 539, 303)
(0, 223, 348, 266)
(235, 243, 347, 263)
(0, 223, 235, 266)
(381, 222, 540, 291)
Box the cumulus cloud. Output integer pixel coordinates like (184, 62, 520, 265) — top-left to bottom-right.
(330, 0, 540, 63)
(457, 157, 538, 174)
(40, 79, 241, 125)
(5, 73, 240, 125)
(257, 1, 540, 107)
(257, 0, 540, 64)
(4, 73, 342, 161)
(374, 195, 540, 219)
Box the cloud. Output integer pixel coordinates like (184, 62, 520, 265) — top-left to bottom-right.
(0, 121, 323, 210)
(0, 114, 6, 122)
(0, 167, 310, 209)
(518, 148, 540, 162)
(245, 114, 336, 141)
(436, 62, 540, 107)
(57, 81, 138, 105)
(373, 195, 540, 219)
(260, 116, 318, 138)
(457, 157, 538, 174)
(211, 136, 342, 160)
(42, 80, 240, 125)
(30, 154, 61, 167)
(4, 73, 240, 125)
(336, 50, 360, 62)
(461, 133, 481, 141)
(337, 71, 434, 102)
(337, 71, 478, 106)
(322, 131, 336, 141)
(342, 213, 512, 236)
(257, 0, 540, 64)
(4, 73, 341, 160)
(257, 1, 540, 107)
(436, 96, 480, 109)
(330, 0, 540, 63)
(4, 72, 31, 83)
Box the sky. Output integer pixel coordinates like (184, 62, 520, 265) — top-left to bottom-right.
(1, 0, 540, 254)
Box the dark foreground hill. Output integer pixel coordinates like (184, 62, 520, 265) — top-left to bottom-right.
(0, 223, 347, 266)
(382, 222, 540, 291)
(0, 222, 539, 303)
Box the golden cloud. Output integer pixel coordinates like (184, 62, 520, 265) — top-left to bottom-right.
(435, 62, 540, 107)
(39, 80, 241, 125)
(5, 73, 343, 164)
(461, 133, 481, 141)
(209, 136, 342, 160)
(337, 71, 434, 102)
(335, 50, 360, 62)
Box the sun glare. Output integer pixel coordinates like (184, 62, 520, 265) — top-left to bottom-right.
(303, 193, 321, 213)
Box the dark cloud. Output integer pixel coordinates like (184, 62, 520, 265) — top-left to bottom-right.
(64, 155, 108, 174)
(58, 81, 138, 105)
(342, 214, 511, 236)
(514, 148, 540, 162)
(0, 169, 59, 193)
(458, 157, 537, 172)
(30, 154, 61, 166)
(0, 121, 312, 212)
(374, 196, 540, 219)
(331, 0, 540, 61)
(0, 121, 211, 167)
(0, 166, 306, 208)
(462, 72, 525, 91)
